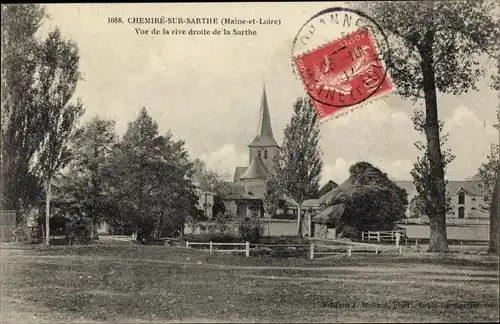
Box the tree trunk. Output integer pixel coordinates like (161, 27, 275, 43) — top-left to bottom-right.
(179, 218, 185, 246)
(45, 178, 52, 246)
(489, 164, 499, 255)
(297, 204, 303, 237)
(421, 48, 449, 253)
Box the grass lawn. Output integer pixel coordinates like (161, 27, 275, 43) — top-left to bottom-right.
(1, 239, 498, 323)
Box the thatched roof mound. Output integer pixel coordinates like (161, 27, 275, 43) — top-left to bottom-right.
(318, 178, 355, 206)
(312, 204, 346, 224)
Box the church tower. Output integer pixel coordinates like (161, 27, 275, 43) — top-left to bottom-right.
(248, 84, 280, 174)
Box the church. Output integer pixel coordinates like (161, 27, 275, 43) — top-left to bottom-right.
(221, 85, 280, 218)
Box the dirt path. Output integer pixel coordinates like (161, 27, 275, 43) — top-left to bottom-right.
(4, 250, 497, 276)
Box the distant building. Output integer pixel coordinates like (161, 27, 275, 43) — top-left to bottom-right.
(192, 172, 215, 219)
(394, 180, 489, 221)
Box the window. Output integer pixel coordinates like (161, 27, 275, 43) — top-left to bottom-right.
(264, 149, 268, 159)
(458, 192, 465, 205)
(471, 198, 476, 202)
(458, 207, 465, 219)
(258, 150, 261, 158)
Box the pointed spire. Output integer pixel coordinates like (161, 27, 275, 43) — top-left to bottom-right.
(258, 84, 274, 139)
(249, 84, 278, 147)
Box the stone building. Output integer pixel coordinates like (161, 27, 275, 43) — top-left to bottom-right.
(396, 180, 489, 221)
(222, 85, 280, 218)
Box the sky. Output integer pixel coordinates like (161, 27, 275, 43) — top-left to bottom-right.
(38, 2, 499, 185)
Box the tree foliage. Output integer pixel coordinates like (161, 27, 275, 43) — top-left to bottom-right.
(477, 144, 499, 210)
(359, 0, 500, 252)
(108, 108, 198, 242)
(262, 174, 282, 218)
(35, 28, 84, 244)
(275, 97, 323, 236)
(58, 116, 117, 237)
(410, 108, 455, 218)
(1, 4, 48, 220)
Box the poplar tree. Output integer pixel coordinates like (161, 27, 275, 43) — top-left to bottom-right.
(275, 97, 323, 237)
(1, 4, 48, 220)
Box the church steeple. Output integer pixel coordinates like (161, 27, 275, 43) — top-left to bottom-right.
(249, 84, 278, 147)
(247, 84, 280, 174)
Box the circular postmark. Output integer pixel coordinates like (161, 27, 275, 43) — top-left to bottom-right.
(291, 7, 394, 119)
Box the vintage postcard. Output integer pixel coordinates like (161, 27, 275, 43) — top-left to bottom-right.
(1, 2, 499, 323)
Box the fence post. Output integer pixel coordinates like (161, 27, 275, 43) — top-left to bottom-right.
(395, 233, 400, 248)
(347, 245, 352, 257)
(377, 232, 380, 242)
(361, 231, 364, 241)
(245, 241, 250, 257)
(310, 243, 315, 260)
(186, 241, 189, 248)
(368, 231, 371, 241)
(405, 238, 408, 246)
(415, 239, 418, 249)
(399, 246, 402, 255)
(460, 241, 463, 253)
(209, 241, 213, 253)
(375, 246, 378, 254)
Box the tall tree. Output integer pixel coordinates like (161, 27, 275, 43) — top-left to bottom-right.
(60, 116, 117, 238)
(36, 28, 84, 245)
(1, 4, 48, 221)
(490, 163, 500, 255)
(488, 58, 500, 253)
(477, 143, 499, 209)
(360, 1, 500, 252)
(410, 108, 455, 226)
(275, 97, 323, 236)
(110, 108, 197, 242)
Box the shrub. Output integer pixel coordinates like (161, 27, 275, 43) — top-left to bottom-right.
(65, 217, 93, 244)
(208, 212, 234, 237)
(11, 226, 40, 244)
(238, 216, 263, 243)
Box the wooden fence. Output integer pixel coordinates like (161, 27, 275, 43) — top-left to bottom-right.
(184, 240, 398, 258)
(309, 243, 396, 259)
(361, 230, 406, 243)
(186, 241, 251, 256)
(0, 210, 16, 242)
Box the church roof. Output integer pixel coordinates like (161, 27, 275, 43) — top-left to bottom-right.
(220, 181, 266, 200)
(239, 155, 269, 180)
(248, 84, 278, 147)
(233, 167, 247, 182)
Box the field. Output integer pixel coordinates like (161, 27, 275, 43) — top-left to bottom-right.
(1, 238, 499, 323)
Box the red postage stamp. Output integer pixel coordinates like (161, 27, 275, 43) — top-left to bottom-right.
(293, 28, 394, 120)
